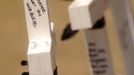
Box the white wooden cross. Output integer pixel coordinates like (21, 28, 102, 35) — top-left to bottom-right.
(68, 0, 134, 75)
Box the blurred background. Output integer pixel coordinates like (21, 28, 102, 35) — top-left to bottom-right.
(0, 0, 134, 75)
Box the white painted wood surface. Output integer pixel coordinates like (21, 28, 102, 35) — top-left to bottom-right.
(83, 25, 114, 75)
(68, 0, 108, 30)
(23, 0, 56, 75)
(68, 0, 114, 75)
(68, 0, 134, 75)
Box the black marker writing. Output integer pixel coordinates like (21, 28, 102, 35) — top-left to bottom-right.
(37, 9, 41, 16)
(30, 12, 37, 28)
(26, 3, 32, 12)
(31, 0, 36, 6)
(88, 43, 108, 75)
(26, 3, 37, 28)
(37, 0, 46, 13)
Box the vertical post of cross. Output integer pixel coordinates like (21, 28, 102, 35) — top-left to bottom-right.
(23, 0, 56, 75)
